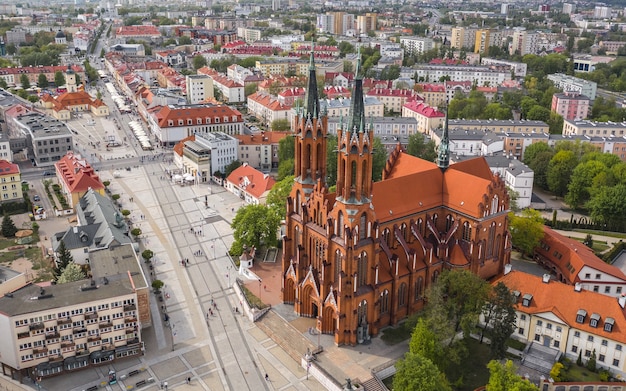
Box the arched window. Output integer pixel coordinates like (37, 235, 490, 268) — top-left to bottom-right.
(294, 226, 301, 247)
(295, 191, 301, 215)
(379, 290, 389, 314)
(357, 300, 368, 325)
(359, 213, 367, 240)
(432, 214, 438, 228)
(487, 223, 496, 258)
(399, 283, 407, 307)
(357, 252, 368, 288)
(350, 160, 357, 191)
(445, 215, 454, 232)
(334, 250, 342, 285)
(382, 228, 391, 248)
(462, 222, 472, 241)
(432, 270, 439, 283)
(495, 234, 501, 259)
(417, 218, 423, 235)
(415, 277, 424, 301)
(400, 223, 407, 242)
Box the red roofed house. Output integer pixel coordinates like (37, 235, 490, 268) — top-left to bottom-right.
(416, 83, 447, 108)
(225, 163, 276, 205)
(197, 67, 245, 103)
(277, 88, 305, 106)
(534, 226, 626, 297)
(54, 151, 105, 208)
(39, 69, 109, 120)
(148, 104, 244, 147)
(402, 101, 445, 135)
(323, 85, 351, 100)
(366, 88, 422, 113)
(497, 269, 626, 378)
(115, 25, 161, 41)
(0, 160, 22, 203)
(234, 131, 288, 172)
(282, 52, 511, 346)
(247, 91, 292, 127)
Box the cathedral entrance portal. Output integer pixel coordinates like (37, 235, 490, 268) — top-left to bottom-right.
(322, 306, 335, 334)
(301, 285, 318, 318)
(284, 278, 295, 304)
(312, 303, 319, 318)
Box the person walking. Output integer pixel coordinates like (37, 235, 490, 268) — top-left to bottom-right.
(265, 374, 269, 381)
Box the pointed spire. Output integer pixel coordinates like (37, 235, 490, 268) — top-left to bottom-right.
(346, 46, 365, 134)
(437, 105, 450, 171)
(304, 38, 321, 119)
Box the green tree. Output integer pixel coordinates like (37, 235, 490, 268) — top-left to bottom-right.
(179, 35, 192, 45)
(54, 71, 65, 87)
(393, 352, 451, 391)
(192, 55, 207, 70)
(486, 360, 538, 391)
(244, 82, 258, 97)
(547, 150, 578, 197)
(230, 204, 280, 255)
(409, 318, 445, 369)
(482, 282, 517, 359)
(565, 160, 607, 209)
(20, 74, 30, 89)
(270, 119, 290, 131)
(152, 279, 164, 293)
(406, 133, 437, 162)
(1, 215, 17, 237)
(588, 349, 597, 372)
(526, 105, 550, 122)
(37, 73, 48, 88)
(224, 160, 242, 177)
(142, 249, 154, 262)
(588, 184, 626, 230)
(54, 239, 74, 279)
(266, 175, 293, 219)
(508, 209, 544, 257)
(0, 79, 7, 89)
(277, 159, 294, 181)
(372, 137, 387, 182)
(583, 234, 593, 248)
(278, 135, 295, 161)
(550, 362, 564, 382)
(57, 262, 86, 284)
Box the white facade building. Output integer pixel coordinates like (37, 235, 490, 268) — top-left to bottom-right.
(185, 74, 214, 104)
(399, 37, 434, 56)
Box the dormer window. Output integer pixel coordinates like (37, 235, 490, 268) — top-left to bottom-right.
(187, 119, 192, 125)
(522, 293, 532, 307)
(197, 118, 202, 124)
(223, 116, 229, 123)
(604, 317, 615, 333)
(512, 290, 520, 303)
(206, 117, 211, 124)
(214, 117, 220, 123)
(590, 313, 600, 328)
(178, 119, 184, 126)
(576, 309, 587, 324)
(168, 120, 174, 126)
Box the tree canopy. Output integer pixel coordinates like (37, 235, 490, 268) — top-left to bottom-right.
(486, 360, 538, 391)
(482, 282, 517, 359)
(393, 352, 451, 391)
(508, 209, 544, 257)
(230, 204, 280, 255)
(266, 175, 293, 219)
(1, 215, 17, 237)
(57, 262, 86, 284)
(406, 133, 437, 162)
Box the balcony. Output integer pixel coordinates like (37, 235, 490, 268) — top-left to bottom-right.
(45, 332, 60, 340)
(29, 322, 44, 331)
(123, 304, 136, 311)
(124, 316, 137, 323)
(73, 326, 87, 334)
(17, 331, 30, 339)
(61, 341, 74, 348)
(85, 313, 98, 320)
(33, 347, 48, 354)
(57, 318, 71, 325)
(98, 321, 112, 329)
(87, 336, 100, 342)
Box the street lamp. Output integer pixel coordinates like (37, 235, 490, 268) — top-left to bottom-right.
(258, 279, 262, 301)
(227, 265, 232, 287)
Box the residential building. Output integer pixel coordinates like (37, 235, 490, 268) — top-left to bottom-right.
(172, 132, 238, 180)
(0, 242, 149, 381)
(254, 59, 309, 78)
(562, 3, 575, 14)
(12, 112, 73, 167)
(448, 119, 549, 134)
(415, 83, 447, 108)
(599, 41, 626, 54)
(401, 101, 445, 135)
(510, 28, 539, 56)
(54, 152, 105, 209)
(573, 55, 614, 73)
(282, 50, 511, 346)
(108, 44, 146, 57)
(234, 132, 287, 172)
(278, 88, 306, 106)
(594, 6, 611, 19)
(0, 65, 85, 88)
(147, 104, 244, 147)
(226, 64, 254, 86)
(356, 13, 377, 34)
(225, 163, 276, 205)
(562, 120, 626, 137)
(0, 131, 13, 163)
(51, 188, 135, 265)
(366, 88, 421, 113)
(498, 269, 626, 379)
(474, 29, 502, 54)
(185, 74, 214, 104)
(297, 97, 384, 122)
(551, 92, 590, 121)
(399, 37, 433, 56)
(404, 65, 511, 87)
(535, 226, 626, 297)
(154, 50, 186, 67)
(450, 27, 478, 50)
(247, 92, 292, 127)
(482, 155, 533, 209)
(327, 117, 418, 139)
(432, 128, 497, 157)
(0, 160, 22, 203)
(114, 25, 161, 42)
(196, 68, 244, 103)
(547, 73, 597, 100)
(480, 58, 527, 78)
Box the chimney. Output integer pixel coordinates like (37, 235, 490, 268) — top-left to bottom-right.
(619, 294, 626, 309)
(542, 274, 550, 283)
(504, 264, 512, 275)
(574, 282, 582, 292)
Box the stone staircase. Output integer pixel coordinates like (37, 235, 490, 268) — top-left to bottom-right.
(256, 310, 317, 364)
(360, 377, 387, 391)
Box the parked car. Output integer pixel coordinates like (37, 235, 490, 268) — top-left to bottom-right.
(33, 195, 40, 202)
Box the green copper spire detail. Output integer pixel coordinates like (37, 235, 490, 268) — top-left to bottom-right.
(304, 38, 321, 119)
(437, 106, 450, 170)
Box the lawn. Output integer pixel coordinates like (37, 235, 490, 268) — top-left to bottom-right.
(381, 323, 413, 345)
(573, 229, 626, 240)
(569, 237, 610, 253)
(563, 363, 606, 382)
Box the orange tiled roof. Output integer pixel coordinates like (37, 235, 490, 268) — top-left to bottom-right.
(234, 132, 287, 145)
(403, 101, 445, 118)
(537, 226, 626, 282)
(226, 164, 276, 200)
(498, 270, 626, 343)
(152, 105, 243, 128)
(373, 150, 495, 222)
(54, 152, 104, 193)
(0, 160, 20, 176)
(173, 135, 195, 157)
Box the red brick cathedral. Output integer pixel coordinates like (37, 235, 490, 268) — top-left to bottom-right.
(281, 49, 512, 346)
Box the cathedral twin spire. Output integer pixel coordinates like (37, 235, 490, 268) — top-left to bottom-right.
(304, 41, 321, 120)
(437, 106, 450, 170)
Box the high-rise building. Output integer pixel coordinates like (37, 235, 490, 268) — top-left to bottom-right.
(474, 29, 502, 54)
(185, 74, 214, 104)
(356, 13, 377, 35)
(281, 48, 512, 346)
(450, 27, 478, 50)
(271, 0, 280, 11)
(510, 28, 539, 56)
(562, 3, 575, 14)
(500, 4, 509, 15)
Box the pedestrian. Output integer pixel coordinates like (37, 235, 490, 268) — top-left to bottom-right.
(265, 374, 269, 381)
(186, 377, 190, 384)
